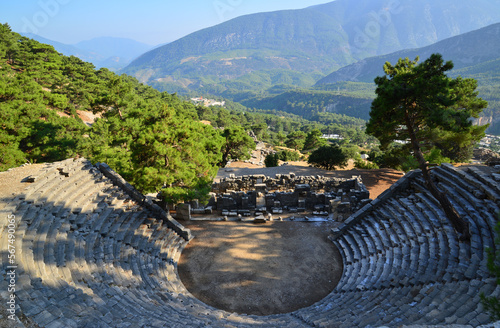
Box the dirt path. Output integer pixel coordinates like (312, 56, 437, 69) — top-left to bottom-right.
(178, 221, 342, 315)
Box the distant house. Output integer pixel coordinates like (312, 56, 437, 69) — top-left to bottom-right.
(191, 97, 225, 107)
(321, 134, 343, 140)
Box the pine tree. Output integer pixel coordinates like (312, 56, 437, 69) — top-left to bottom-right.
(366, 54, 488, 241)
(307, 145, 347, 170)
(218, 126, 255, 167)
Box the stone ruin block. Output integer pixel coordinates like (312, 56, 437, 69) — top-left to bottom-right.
(254, 174, 266, 184)
(296, 184, 311, 193)
(325, 193, 334, 205)
(246, 191, 257, 208)
(176, 203, 191, 220)
(222, 196, 237, 210)
(236, 209, 251, 216)
(297, 199, 306, 212)
(330, 198, 342, 213)
(190, 199, 200, 209)
(241, 196, 249, 209)
(337, 202, 351, 214)
(207, 193, 217, 207)
(272, 208, 283, 214)
(265, 194, 276, 208)
(191, 208, 205, 215)
(255, 183, 267, 192)
(314, 204, 326, 211)
(230, 191, 245, 208)
(276, 192, 298, 207)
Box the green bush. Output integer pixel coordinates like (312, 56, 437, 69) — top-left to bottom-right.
(265, 153, 279, 167)
(354, 159, 379, 169)
(276, 149, 301, 162)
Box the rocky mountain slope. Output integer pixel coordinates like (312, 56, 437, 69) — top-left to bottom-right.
(315, 22, 500, 133)
(316, 22, 500, 84)
(122, 0, 500, 92)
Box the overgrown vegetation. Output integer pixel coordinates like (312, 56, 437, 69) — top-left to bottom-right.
(265, 149, 302, 167)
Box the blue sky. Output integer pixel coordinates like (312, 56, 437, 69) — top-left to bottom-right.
(2, 0, 332, 45)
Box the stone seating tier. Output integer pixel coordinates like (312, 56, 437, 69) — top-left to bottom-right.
(1, 159, 499, 327)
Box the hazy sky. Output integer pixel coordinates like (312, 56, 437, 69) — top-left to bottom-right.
(2, 0, 332, 45)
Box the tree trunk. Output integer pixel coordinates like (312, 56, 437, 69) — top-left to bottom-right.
(405, 112, 471, 242)
(420, 162, 471, 241)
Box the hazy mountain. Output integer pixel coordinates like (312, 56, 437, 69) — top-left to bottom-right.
(123, 0, 500, 92)
(21, 34, 154, 70)
(22, 33, 95, 60)
(316, 22, 500, 84)
(75, 37, 153, 63)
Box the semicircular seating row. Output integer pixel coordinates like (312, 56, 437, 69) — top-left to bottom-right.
(293, 163, 500, 327)
(0, 158, 499, 327)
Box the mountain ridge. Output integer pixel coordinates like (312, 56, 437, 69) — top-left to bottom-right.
(123, 0, 500, 92)
(316, 22, 500, 84)
(21, 33, 155, 70)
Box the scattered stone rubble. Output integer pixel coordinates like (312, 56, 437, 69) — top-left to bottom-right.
(474, 147, 500, 166)
(178, 173, 370, 221)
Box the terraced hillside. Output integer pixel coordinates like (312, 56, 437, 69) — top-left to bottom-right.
(1, 158, 499, 327)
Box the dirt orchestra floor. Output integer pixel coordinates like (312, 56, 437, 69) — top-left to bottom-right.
(178, 220, 343, 315)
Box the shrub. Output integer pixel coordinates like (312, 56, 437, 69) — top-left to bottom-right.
(265, 153, 279, 167)
(276, 149, 301, 162)
(354, 159, 379, 169)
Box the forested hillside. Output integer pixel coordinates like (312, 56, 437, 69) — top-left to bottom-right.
(317, 23, 500, 84)
(123, 0, 500, 94)
(1, 24, 376, 202)
(239, 83, 375, 121)
(317, 23, 500, 133)
(0, 23, 229, 202)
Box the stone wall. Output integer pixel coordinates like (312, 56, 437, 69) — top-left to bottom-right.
(205, 173, 370, 218)
(212, 173, 362, 194)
